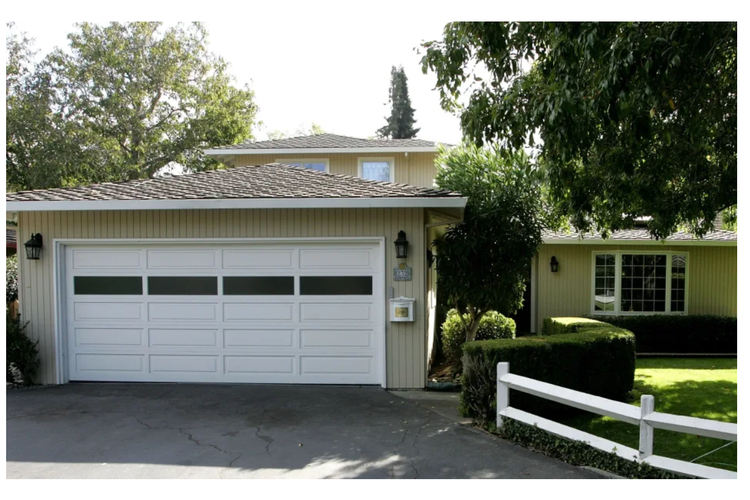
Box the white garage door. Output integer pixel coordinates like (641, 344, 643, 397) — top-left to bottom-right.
(64, 241, 384, 385)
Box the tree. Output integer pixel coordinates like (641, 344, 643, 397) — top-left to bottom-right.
(421, 22, 737, 238)
(433, 144, 548, 343)
(6, 22, 258, 191)
(377, 66, 420, 139)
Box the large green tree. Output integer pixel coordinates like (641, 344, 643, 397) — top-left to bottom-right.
(6, 22, 258, 191)
(421, 22, 737, 238)
(434, 144, 549, 343)
(377, 65, 420, 139)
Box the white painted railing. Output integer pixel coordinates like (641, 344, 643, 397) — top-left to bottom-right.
(496, 362, 737, 479)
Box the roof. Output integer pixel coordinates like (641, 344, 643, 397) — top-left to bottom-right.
(6, 163, 466, 212)
(543, 228, 737, 246)
(205, 133, 443, 156)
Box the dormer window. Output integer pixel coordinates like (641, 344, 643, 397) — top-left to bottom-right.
(276, 159, 329, 173)
(358, 157, 395, 182)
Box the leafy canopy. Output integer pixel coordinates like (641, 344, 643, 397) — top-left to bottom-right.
(421, 22, 737, 238)
(434, 144, 547, 342)
(6, 22, 258, 191)
(377, 66, 420, 139)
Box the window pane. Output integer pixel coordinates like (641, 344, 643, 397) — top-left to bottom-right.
(148, 277, 217, 295)
(670, 254, 687, 312)
(621, 254, 672, 313)
(223, 277, 294, 295)
(300, 276, 373, 295)
(361, 161, 391, 182)
(303, 163, 327, 172)
(74, 276, 142, 295)
(594, 254, 616, 311)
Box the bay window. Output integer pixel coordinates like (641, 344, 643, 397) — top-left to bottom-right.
(592, 251, 688, 315)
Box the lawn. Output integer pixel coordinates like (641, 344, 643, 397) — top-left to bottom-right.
(562, 358, 737, 472)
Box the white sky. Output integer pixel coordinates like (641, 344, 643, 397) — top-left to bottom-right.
(9, 17, 463, 144)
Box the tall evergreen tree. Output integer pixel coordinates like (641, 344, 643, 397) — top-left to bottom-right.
(377, 66, 420, 139)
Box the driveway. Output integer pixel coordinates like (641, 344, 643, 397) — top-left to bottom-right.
(7, 384, 598, 479)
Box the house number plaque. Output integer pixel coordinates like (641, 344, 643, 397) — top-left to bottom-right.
(393, 262, 412, 281)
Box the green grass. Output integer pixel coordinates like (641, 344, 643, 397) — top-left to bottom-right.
(562, 358, 737, 472)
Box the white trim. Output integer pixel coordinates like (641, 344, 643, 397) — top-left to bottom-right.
(590, 250, 690, 317)
(275, 158, 330, 173)
(53, 237, 389, 388)
(205, 147, 437, 155)
(530, 255, 537, 334)
(7, 196, 467, 212)
(544, 237, 735, 247)
(358, 157, 395, 183)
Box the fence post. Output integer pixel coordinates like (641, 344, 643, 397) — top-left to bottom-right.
(496, 362, 509, 429)
(639, 395, 655, 460)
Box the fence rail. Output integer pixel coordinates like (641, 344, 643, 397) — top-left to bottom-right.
(496, 362, 737, 479)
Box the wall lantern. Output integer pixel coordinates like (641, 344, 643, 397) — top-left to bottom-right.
(394, 230, 409, 259)
(550, 256, 559, 273)
(24, 233, 43, 260)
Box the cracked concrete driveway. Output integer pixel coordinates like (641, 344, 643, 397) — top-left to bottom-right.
(6, 384, 598, 479)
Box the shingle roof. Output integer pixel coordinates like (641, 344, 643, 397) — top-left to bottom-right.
(543, 228, 737, 243)
(6, 163, 460, 203)
(206, 133, 441, 152)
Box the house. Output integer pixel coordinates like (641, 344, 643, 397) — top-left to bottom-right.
(5, 133, 737, 388)
(6, 134, 464, 389)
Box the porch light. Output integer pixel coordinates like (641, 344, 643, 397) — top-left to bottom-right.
(550, 256, 559, 273)
(394, 231, 409, 259)
(24, 233, 43, 261)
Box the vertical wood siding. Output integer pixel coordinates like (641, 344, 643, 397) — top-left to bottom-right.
(230, 152, 438, 188)
(535, 244, 737, 329)
(19, 208, 426, 388)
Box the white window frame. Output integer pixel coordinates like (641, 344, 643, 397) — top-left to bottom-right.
(275, 158, 330, 173)
(358, 157, 395, 183)
(590, 250, 689, 316)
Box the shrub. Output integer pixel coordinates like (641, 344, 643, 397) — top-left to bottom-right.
(6, 312, 39, 385)
(6, 255, 18, 304)
(442, 309, 516, 363)
(597, 315, 736, 354)
(460, 317, 635, 425)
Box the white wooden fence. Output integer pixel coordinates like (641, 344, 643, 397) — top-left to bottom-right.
(496, 362, 737, 479)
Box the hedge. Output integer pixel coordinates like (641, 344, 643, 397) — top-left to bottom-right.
(596, 315, 736, 354)
(442, 309, 515, 363)
(460, 318, 636, 424)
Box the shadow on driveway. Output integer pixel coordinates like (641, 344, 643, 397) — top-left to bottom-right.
(7, 383, 599, 479)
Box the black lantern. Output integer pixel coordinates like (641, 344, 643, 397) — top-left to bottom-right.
(24, 233, 43, 260)
(550, 256, 559, 273)
(394, 230, 409, 259)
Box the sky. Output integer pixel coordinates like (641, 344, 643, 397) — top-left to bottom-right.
(9, 18, 464, 144)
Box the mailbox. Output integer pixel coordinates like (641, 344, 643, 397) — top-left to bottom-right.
(389, 297, 415, 322)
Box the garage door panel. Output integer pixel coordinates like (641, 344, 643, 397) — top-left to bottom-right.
(224, 356, 294, 374)
(148, 303, 217, 321)
(150, 355, 218, 373)
(223, 249, 295, 269)
(224, 329, 295, 347)
(74, 302, 143, 321)
(300, 249, 372, 269)
(223, 303, 294, 321)
(147, 250, 217, 269)
(300, 303, 372, 322)
(75, 328, 143, 347)
(300, 356, 372, 375)
(73, 250, 141, 269)
(301, 329, 372, 348)
(75, 353, 144, 372)
(149, 329, 218, 347)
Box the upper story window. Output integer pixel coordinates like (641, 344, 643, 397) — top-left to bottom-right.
(358, 157, 395, 182)
(276, 158, 329, 173)
(592, 251, 688, 315)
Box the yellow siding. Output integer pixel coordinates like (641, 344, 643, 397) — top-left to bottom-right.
(229, 152, 438, 188)
(535, 244, 737, 329)
(18, 208, 427, 389)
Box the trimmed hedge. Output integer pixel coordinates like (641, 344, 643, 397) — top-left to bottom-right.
(460, 318, 636, 424)
(597, 315, 736, 354)
(442, 309, 516, 363)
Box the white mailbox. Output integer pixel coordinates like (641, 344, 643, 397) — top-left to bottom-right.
(389, 296, 415, 322)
